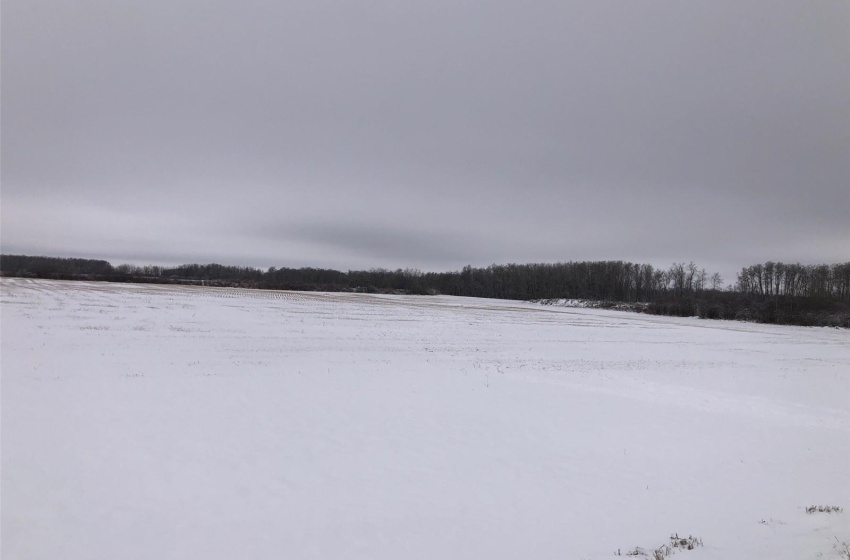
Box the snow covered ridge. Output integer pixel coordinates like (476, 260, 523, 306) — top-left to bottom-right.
(532, 297, 850, 328)
(532, 297, 651, 312)
(2, 278, 849, 560)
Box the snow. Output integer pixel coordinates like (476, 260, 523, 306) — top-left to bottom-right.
(2, 278, 848, 560)
(533, 297, 648, 312)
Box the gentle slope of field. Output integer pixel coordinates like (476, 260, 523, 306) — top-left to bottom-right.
(2, 278, 848, 559)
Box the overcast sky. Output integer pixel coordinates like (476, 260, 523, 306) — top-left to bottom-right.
(2, 1, 848, 279)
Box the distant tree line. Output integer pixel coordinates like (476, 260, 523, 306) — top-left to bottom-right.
(736, 261, 850, 299)
(0, 255, 115, 277)
(2, 254, 848, 327)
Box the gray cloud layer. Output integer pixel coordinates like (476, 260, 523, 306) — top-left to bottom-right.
(3, 1, 848, 278)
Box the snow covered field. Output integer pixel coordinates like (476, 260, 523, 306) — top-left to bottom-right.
(2, 278, 848, 560)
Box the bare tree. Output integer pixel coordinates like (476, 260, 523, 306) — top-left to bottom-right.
(710, 272, 723, 291)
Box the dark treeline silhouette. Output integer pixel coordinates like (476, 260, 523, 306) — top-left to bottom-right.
(736, 261, 850, 299)
(2, 254, 848, 327)
(0, 255, 115, 277)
